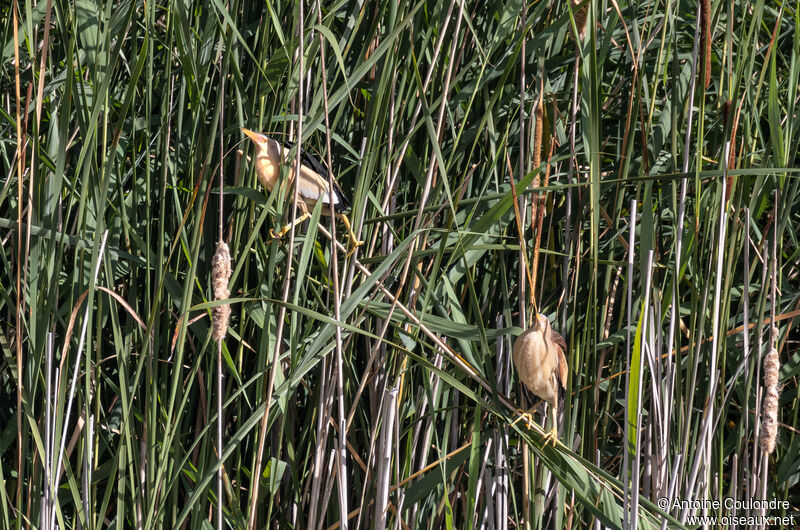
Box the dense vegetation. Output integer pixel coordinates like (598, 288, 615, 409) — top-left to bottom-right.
(1, 0, 798, 528)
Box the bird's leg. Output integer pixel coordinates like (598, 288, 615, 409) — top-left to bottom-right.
(271, 202, 312, 239)
(512, 408, 538, 431)
(336, 213, 364, 257)
(540, 403, 560, 448)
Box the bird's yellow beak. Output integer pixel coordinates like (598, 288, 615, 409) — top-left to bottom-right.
(241, 127, 266, 144)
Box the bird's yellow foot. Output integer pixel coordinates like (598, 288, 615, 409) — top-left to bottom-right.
(270, 213, 312, 240)
(345, 233, 364, 258)
(337, 213, 363, 258)
(540, 426, 559, 448)
(270, 226, 289, 239)
(512, 409, 537, 430)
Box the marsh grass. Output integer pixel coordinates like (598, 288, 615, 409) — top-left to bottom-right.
(1, 0, 798, 528)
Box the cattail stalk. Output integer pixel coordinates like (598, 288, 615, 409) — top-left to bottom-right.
(758, 192, 780, 514)
(761, 210, 780, 456)
(214, 50, 230, 529)
(212, 240, 231, 529)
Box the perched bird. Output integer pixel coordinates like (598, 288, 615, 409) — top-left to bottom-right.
(240, 128, 363, 252)
(512, 313, 568, 447)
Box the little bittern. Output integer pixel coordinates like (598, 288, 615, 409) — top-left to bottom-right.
(512, 313, 568, 447)
(241, 128, 363, 252)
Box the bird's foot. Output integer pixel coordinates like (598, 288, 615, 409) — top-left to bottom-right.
(271, 213, 312, 240)
(512, 409, 537, 431)
(270, 226, 289, 239)
(345, 233, 364, 258)
(540, 426, 559, 448)
(336, 213, 363, 258)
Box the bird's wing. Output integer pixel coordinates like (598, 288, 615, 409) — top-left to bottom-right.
(556, 345, 568, 389)
(282, 140, 351, 211)
(550, 329, 568, 389)
(281, 139, 329, 179)
(550, 328, 567, 352)
(327, 176, 351, 210)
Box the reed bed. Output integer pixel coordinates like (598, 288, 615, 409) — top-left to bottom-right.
(1, 0, 798, 528)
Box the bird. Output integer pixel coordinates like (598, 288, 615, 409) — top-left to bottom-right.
(240, 128, 363, 253)
(512, 313, 568, 447)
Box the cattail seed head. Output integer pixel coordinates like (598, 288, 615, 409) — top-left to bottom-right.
(759, 330, 780, 455)
(211, 241, 232, 342)
(763, 348, 779, 388)
(759, 387, 779, 454)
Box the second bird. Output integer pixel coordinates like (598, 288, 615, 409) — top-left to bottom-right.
(241, 128, 363, 252)
(512, 313, 568, 446)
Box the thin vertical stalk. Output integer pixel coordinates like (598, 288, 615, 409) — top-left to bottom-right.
(216, 48, 226, 530)
(494, 315, 508, 530)
(594, 449, 601, 530)
(374, 388, 399, 529)
(631, 249, 653, 530)
(623, 199, 637, 529)
(43, 332, 53, 530)
(82, 415, 93, 528)
(216, 340, 223, 529)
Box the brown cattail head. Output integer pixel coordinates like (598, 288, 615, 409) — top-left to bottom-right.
(211, 241, 232, 342)
(759, 327, 780, 454)
(760, 386, 779, 454)
(571, 0, 588, 41)
(531, 97, 544, 223)
(763, 348, 779, 389)
(701, 0, 711, 88)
